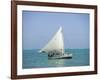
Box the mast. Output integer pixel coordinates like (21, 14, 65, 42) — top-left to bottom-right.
(39, 26, 64, 54)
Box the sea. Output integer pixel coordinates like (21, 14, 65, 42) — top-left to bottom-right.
(22, 49, 89, 69)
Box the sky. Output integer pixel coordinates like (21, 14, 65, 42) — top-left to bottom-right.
(22, 11, 90, 50)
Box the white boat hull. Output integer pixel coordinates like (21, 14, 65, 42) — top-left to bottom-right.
(48, 53, 72, 59)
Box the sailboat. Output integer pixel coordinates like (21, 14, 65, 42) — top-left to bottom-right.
(39, 26, 72, 59)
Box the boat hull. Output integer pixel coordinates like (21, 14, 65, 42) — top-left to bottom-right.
(48, 53, 72, 59)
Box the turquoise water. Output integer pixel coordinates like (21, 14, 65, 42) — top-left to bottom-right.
(22, 49, 89, 69)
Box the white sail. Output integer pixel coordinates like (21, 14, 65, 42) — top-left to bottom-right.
(39, 27, 64, 54)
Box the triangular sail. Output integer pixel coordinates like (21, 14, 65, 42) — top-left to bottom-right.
(39, 27, 64, 54)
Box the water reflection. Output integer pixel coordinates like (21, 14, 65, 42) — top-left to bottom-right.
(48, 59, 65, 67)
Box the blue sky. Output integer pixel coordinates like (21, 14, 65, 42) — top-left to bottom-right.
(22, 11, 90, 49)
